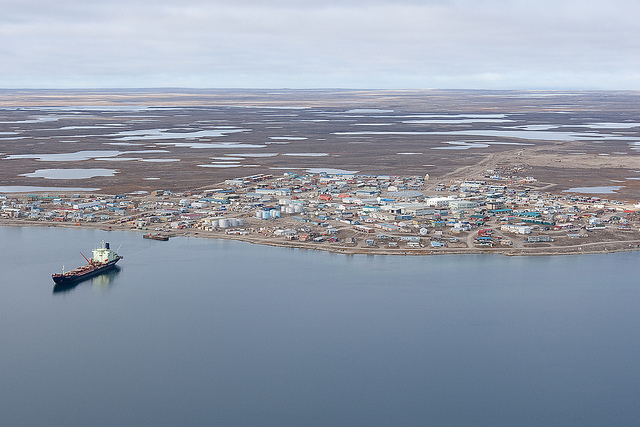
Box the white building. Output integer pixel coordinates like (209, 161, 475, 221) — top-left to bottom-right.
(73, 200, 102, 210)
(382, 203, 435, 216)
(424, 196, 455, 208)
(501, 224, 531, 234)
(449, 200, 479, 210)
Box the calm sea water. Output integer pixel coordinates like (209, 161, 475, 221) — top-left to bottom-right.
(1, 226, 639, 426)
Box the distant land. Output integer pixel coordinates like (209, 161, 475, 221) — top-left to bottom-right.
(1, 89, 640, 199)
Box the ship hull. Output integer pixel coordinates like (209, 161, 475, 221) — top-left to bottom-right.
(52, 259, 121, 285)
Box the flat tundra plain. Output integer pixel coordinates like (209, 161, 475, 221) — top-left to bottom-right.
(1, 89, 640, 199)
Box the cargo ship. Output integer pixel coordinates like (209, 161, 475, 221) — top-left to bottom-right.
(52, 242, 123, 285)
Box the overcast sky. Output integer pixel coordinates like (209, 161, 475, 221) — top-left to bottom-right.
(2, 0, 639, 89)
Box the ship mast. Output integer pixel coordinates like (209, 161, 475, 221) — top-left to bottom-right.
(80, 252, 91, 264)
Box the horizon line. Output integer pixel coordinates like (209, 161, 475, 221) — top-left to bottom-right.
(1, 87, 640, 92)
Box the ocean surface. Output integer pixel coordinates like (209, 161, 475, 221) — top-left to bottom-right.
(1, 226, 639, 426)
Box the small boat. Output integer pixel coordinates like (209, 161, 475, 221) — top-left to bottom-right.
(143, 233, 169, 241)
(52, 242, 123, 285)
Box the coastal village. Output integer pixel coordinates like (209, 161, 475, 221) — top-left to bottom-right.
(3, 167, 640, 255)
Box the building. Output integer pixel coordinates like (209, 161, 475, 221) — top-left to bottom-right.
(501, 224, 531, 234)
(73, 200, 102, 210)
(424, 197, 455, 208)
(526, 235, 554, 243)
(449, 200, 479, 210)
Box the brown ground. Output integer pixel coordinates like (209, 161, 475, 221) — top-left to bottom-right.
(1, 89, 640, 199)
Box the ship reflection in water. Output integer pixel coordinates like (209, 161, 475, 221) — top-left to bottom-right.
(53, 266, 121, 294)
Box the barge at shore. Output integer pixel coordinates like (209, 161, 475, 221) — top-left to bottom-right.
(52, 242, 123, 285)
(143, 233, 169, 241)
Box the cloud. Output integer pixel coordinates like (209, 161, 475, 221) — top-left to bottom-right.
(1, 0, 639, 88)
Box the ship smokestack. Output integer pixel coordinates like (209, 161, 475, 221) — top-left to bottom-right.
(105, 243, 110, 249)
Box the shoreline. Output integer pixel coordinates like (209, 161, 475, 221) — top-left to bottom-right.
(3, 219, 639, 257)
